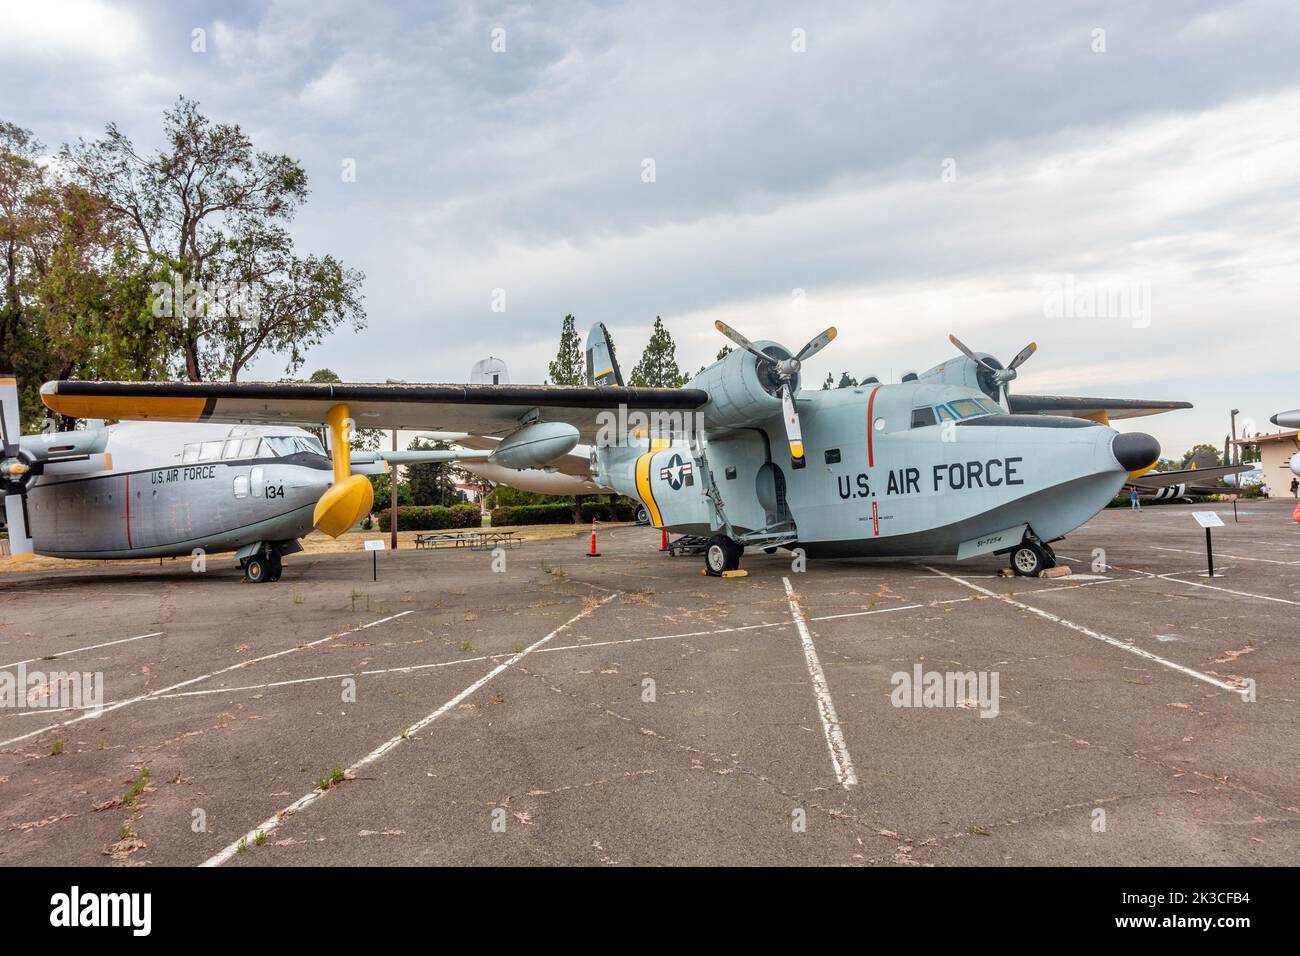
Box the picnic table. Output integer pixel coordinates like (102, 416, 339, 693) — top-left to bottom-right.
(413, 530, 521, 552)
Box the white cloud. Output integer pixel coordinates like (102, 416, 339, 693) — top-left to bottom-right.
(0, 0, 145, 62)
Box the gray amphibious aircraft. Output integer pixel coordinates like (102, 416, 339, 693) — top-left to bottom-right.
(37, 323, 1186, 578)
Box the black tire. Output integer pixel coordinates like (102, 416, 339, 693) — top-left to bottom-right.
(1011, 542, 1047, 577)
(704, 535, 741, 576)
(267, 551, 283, 582)
(763, 546, 777, 554)
(635, 506, 649, 525)
(244, 556, 268, 583)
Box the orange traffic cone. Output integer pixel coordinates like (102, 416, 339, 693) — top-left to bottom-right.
(660, 529, 669, 552)
(585, 517, 601, 557)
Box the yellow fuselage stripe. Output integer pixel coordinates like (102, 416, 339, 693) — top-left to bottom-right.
(635, 452, 664, 528)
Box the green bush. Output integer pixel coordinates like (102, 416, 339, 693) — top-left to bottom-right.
(378, 503, 482, 532)
(490, 504, 576, 526)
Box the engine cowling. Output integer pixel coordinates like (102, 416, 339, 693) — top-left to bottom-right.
(691, 341, 799, 429)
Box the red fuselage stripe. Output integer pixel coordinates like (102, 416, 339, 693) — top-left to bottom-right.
(867, 385, 882, 467)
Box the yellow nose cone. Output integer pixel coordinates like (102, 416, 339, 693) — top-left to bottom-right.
(313, 475, 374, 538)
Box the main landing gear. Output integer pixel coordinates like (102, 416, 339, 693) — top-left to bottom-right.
(1009, 540, 1056, 577)
(704, 534, 743, 576)
(241, 547, 283, 583)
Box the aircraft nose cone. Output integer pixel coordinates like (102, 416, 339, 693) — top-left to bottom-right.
(1112, 431, 1160, 472)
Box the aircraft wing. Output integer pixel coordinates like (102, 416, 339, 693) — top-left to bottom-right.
(40, 381, 708, 443)
(1132, 464, 1248, 489)
(1008, 394, 1192, 421)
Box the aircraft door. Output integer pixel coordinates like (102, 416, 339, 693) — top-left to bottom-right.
(755, 462, 790, 528)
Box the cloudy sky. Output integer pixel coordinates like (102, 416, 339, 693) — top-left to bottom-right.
(5, 0, 1299, 454)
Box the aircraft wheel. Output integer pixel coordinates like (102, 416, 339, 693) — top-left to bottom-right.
(1010, 542, 1047, 577)
(635, 506, 650, 525)
(704, 535, 741, 576)
(267, 551, 283, 582)
(244, 556, 269, 583)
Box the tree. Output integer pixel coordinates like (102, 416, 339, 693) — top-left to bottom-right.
(628, 316, 686, 387)
(1, 123, 158, 429)
(822, 372, 834, 389)
(60, 96, 365, 382)
(368, 472, 413, 511)
(405, 436, 461, 505)
(546, 314, 584, 385)
(837, 372, 858, 389)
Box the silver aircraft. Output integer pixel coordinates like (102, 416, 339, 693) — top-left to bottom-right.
(0, 377, 469, 581)
(38, 321, 1185, 579)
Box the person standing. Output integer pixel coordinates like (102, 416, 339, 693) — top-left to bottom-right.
(1290, 476, 1298, 499)
(1130, 486, 1141, 512)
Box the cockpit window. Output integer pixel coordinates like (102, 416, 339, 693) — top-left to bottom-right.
(911, 407, 937, 428)
(936, 405, 957, 423)
(947, 399, 995, 419)
(266, 435, 327, 457)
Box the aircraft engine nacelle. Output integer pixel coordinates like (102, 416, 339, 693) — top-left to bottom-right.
(916, 354, 1003, 405)
(490, 421, 580, 470)
(692, 341, 798, 430)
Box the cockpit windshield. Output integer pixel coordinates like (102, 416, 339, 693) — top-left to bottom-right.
(912, 397, 1000, 428)
(265, 435, 327, 457)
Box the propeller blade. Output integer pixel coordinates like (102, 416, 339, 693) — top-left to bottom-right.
(714, 320, 771, 363)
(947, 334, 998, 373)
(4, 493, 34, 559)
(0, 376, 20, 458)
(794, 326, 837, 363)
(780, 384, 806, 470)
(1008, 341, 1037, 371)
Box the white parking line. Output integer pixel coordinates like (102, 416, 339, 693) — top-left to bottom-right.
(0, 630, 164, 670)
(1156, 572, 1300, 606)
(782, 577, 858, 788)
(1151, 546, 1300, 566)
(922, 565, 1249, 697)
(201, 591, 620, 867)
(0, 612, 414, 749)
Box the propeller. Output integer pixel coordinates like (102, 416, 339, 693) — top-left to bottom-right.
(714, 320, 837, 469)
(948, 334, 1036, 409)
(0, 377, 37, 561)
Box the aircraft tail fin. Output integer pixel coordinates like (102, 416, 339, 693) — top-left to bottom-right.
(585, 323, 623, 387)
(1189, 448, 1219, 470)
